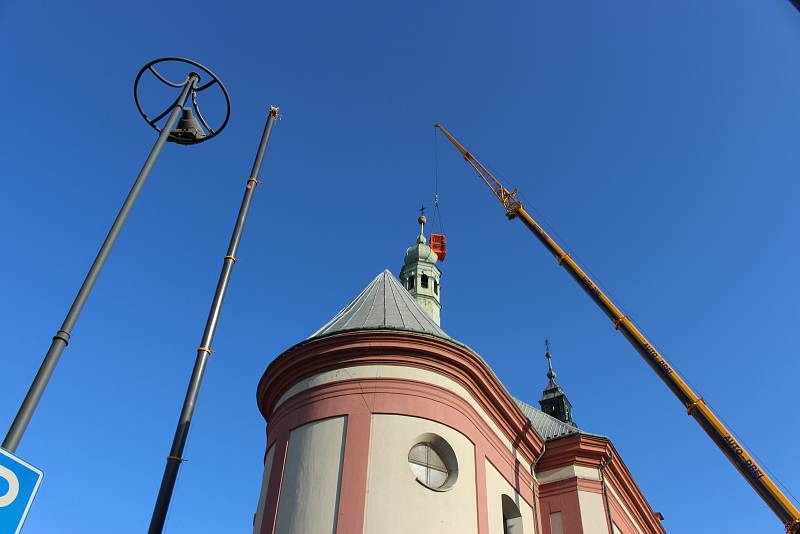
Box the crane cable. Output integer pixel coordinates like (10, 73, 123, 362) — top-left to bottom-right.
(433, 126, 446, 235)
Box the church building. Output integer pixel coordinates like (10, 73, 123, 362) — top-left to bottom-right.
(253, 215, 667, 534)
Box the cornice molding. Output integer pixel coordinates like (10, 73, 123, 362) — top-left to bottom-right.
(540, 476, 604, 498)
(257, 330, 544, 463)
(536, 434, 665, 534)
(536, 434, 612, 472)
(604, 442, 667, 534)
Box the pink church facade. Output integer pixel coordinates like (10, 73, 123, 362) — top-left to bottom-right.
(252, 273, 666, 534)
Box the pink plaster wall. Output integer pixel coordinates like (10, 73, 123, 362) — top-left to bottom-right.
(257, 377, 537, 534)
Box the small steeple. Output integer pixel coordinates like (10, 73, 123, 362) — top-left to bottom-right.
(399, 208, 442, 325)
(538, 340, 575, 425)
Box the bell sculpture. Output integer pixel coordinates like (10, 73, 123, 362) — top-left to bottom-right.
(168, 108, 206, 144)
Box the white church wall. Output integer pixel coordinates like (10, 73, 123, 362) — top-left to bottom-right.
(537, 464, 600, 484)
(252, 444, 275, 534)
(364, 414, 477, 534)
(578, 490, 611, 534)
(274, 364, 532, 473)
(274, 417, 346, 534)
(485, 459, 535, 534)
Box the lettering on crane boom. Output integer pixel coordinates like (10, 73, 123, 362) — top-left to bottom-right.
(642, 343, 674, 375)
(533, 217, 679, 379)
(722, 435, 765, 479)
(575, 258, 676, 379)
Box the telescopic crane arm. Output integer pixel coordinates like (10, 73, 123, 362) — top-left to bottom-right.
(434, 123, 800, 534)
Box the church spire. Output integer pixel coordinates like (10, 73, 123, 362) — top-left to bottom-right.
(538, 340, 575, 425)
(399, 209, 442, 325)
(545, 339, 558, 387)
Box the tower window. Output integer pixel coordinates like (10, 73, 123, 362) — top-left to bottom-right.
(407, 277, 414, 290)
(434, 280, 439, 294)
(421, 274, 429, 289)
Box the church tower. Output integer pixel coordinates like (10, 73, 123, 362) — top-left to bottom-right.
(399, 213, 442, 325)
(538, 340, 575, 425)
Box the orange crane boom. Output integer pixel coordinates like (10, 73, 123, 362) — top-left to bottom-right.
(435, 123, 800, 533)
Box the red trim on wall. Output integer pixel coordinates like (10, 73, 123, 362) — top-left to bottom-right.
(538, 482, 584, 534)
(533, 480, 543, 534)
(606, 489, 640, 534)
(474, 444, 489, 534)
(539, 476, 601, 498)
(258, 330, 544, 465)
(258, 434, 288, 534)
(604, 463, 666, 534)
(540, 501, 552, 534)
(577, 478, 604, 494)
(336, 412, 371, 534)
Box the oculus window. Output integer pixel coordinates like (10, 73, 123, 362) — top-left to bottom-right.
(407, 434, 458, 491)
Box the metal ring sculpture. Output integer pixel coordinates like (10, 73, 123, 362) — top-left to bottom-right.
(133, 57, 231, 145)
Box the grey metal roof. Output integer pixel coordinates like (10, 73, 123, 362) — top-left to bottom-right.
(309, 269, 451, 341)
(513, 397, 581, 441)
(306, 269, 588, 443)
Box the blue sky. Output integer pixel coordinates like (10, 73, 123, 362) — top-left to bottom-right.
(2, 1, 799, 532)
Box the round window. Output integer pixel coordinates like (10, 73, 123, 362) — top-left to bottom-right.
(407, 434, 458, 491)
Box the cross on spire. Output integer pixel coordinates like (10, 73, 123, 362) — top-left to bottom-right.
(545, 339, 556, 382)
(417, 205, 428, 244)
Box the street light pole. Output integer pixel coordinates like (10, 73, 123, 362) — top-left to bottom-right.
(147, 106, 281, 534)
(2, 74, 198, 453)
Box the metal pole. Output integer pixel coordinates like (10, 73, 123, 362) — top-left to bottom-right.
(2, 76, 199, 453)
(148, 106, 280, 534)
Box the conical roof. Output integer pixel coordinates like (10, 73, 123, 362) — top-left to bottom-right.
(309, 270, 450, 340)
